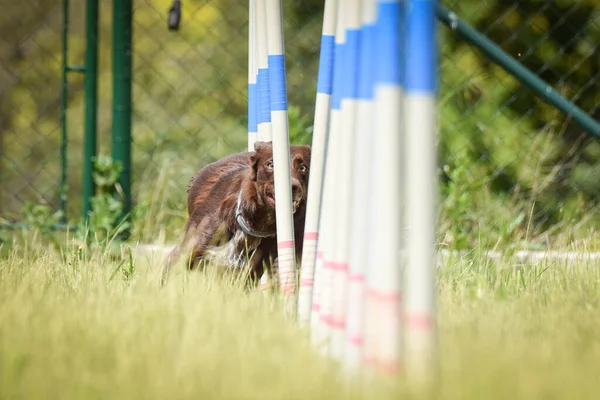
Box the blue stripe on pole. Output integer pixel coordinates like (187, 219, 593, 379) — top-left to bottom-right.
(248, 83, 257, 132)
(375, 1, 404, 85)
(268, 55, 288, 111)
(405, 0, 436, 93)
(357, 23, 376, 100)
(344, 29, 360, 99)
(258, 68, 271, 123)
(317, 35, 335, 95)
(331, 41, 345, 110)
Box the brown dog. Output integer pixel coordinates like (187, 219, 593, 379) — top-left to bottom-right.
(161, 141, 311, 286)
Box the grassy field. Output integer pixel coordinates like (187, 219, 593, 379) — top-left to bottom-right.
(1, 233, 599, 399)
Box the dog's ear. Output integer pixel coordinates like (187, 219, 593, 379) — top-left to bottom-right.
(248, 151, 259, 181)
(291, 144, 311, 153)
(297, 144, 311, 162)
(253, 141, 273, 153)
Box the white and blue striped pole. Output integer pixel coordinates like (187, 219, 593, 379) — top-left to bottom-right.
(311, 4, 347, 352)
(256, 0, 272, 142)
(298, 0, 338, 326)
(329, 0, 362, 361)
(364, 0, 404, 376)
(265, 0, 298, 304)
(344, 0, 377, 374)
(255, 0, 274, 292)
(248, 0, 258, 150)
(403, 0, 438, 384)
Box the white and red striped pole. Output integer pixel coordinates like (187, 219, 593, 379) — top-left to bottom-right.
(344, 0, 377, 374)
(311, 4, 347, 352)
(256, 0, 274, 291)
(329, 0, 362, 361)
(265, 0, 298, 307)
(297, 0, 338, 326)
(403, 0, 438, 384)
(364, 0, 405, 376)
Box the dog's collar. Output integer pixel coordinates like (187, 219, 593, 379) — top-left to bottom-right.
(235, 191, 276, 238)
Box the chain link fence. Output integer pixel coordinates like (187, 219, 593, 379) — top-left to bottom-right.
(438, 0, 600, 250)
(1, 1, 66, 224)
(1, 0, 599, 249)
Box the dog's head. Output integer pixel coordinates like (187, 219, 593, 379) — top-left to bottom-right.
(249, 141, 311, 214)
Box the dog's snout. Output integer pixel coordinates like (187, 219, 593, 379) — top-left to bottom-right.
(291, 179, 303, 198)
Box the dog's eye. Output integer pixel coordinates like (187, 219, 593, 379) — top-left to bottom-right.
(298, 164, 307, 172)
(266, 161, 274, 169)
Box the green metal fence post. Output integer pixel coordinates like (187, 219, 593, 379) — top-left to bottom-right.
(112, 0, 133, 236)
(60, 0, 70, 224)
(82, 0, 99, 223)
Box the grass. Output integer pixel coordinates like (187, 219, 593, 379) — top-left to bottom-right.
(1, 233, 599, 399)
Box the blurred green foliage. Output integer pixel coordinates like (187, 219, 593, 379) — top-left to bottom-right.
(0, 0, 598, 249)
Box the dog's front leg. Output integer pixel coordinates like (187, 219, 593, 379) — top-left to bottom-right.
(244, 247, 268, 288)
(252, 244, 279, 292)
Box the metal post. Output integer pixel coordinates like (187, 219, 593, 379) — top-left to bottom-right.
(82, 0, 99, 223)
(60, 0, 70, 223)
(436, 3, 600, 140)
(112, 0, 133, 235)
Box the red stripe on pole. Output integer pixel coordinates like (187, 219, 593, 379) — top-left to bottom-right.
(376, 360, 399, 376)
(347, 335, 363, 346)
(304, 231, 318, 240)
(348, 272, 364, 282)
(366, 289, 402, 303)
(364, 357, 399, 375)
(321, 315, 346, 329)
(324, 261, 348, 271)
(278, 240, 294, 249)
(405, 313, 434, 330)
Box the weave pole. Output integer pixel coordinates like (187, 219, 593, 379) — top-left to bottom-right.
(256, 0, 271, 142)
(297, 0, 338, 326)
(248, 0, 438, 382)
(311, 4, 348, 353)
(329, 0, 361, 361)
(252, 0, 274, 293)
(265, 0, 298, 304)
(345, 0, 377, 374)
(248, 0, 257, 150)
(363, 0, 404, 376)
(403, 0, 438, 384)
